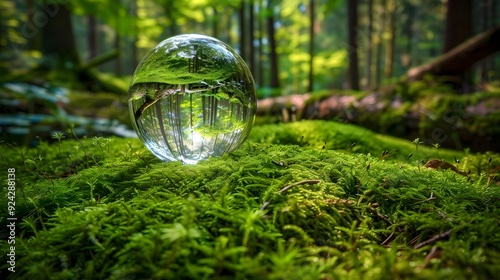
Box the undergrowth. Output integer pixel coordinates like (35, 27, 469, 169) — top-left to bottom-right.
(1, 121, 499, 279)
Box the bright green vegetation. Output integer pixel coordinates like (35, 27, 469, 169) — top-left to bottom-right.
(1, 121, 499, 279)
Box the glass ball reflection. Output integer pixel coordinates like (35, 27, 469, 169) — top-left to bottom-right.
(128, 34, 256, 164)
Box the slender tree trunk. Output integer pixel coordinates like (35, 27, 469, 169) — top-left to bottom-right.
(258, 0, 265, 88)
(443, 0, 472, 88)
(403, 1, 414, 68)
(25, 0, 37, 50)
(88, 16, 97, 59)
(444, 0, 472, 53)
(267, 0, 280, 89)
(347, 0, 359, 90)
(480, 0, 491, 81)
(375, 0, 386, 88)
(249, 0, 255, 75)
(384, 0, 396, 79)
(365, 0, 374, 89)
(239, 2, 247, 62)
(307, 0, 315, 92)
(41, 4, 79, 70)
(226, 11, 232, 45)
(212, 6, 219, 38)
(492, 0, 498, 76)
(130, 0, 138, 72)
(115, 32, 121, 76)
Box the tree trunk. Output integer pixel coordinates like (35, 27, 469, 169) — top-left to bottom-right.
(443, 0, 472, 53)
(130, 0, 138, 73)
(239, 2, 247, 62)
(347, 0, 359, 90)
(212, 6, 219, 38)
(257, 0, 265, 88)
(267, 0, 280, 89)
(249, 0, 255, 76)
(25, 0, 38, 51)
(406, 25, 500, 82)
(41, 4, 80, 70)
(480, 0, 492, 81)
(403, 1, 414, 68)
(88, 15, 97, 59)
(375, 0, 386, 88)
(365, 0, 374, 89)
(114, 32, 121, 76)
(384, 0, 396, 79)
(307, 0, 315, 92)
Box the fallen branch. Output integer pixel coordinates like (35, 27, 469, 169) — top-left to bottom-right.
(406, 25, 500, 82)
(413, 229, 452, 249)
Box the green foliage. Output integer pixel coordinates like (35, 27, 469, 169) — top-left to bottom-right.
(1, 121, 499, 279)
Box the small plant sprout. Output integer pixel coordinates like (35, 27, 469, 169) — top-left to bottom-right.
(52, 132, 66, 155)
(92, 137, 107, 159)
(412, 138, 424, 152)
(433, 143, 441, 157)
(412, 138, 424, 169)
(67, 123, 90, 167)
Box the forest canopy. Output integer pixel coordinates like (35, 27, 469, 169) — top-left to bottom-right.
(2, 0, 499, 95)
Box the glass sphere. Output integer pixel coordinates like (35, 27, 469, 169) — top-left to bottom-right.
(128, 34, 256, 164)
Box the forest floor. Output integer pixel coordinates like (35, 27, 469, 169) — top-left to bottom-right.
(1, 120, 499, 279)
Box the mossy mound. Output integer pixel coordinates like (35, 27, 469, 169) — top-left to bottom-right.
(1, 121, 499, 279)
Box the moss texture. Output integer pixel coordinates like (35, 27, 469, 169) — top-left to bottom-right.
(1, 121, 499, 279)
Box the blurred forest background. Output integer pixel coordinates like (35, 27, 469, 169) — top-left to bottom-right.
(1, 0, 499, 150)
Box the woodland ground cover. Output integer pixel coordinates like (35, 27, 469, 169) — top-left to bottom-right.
(1, 120, 499, 279)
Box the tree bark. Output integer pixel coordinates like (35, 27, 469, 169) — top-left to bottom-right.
(114, 32, 121, 76)
(130, 0, 138, 73)
(307, 0, 315, 92)
(212, 6, 219, 38)
(384, 0, 396, 79)
(88, 15, 97, 60)
(406, 25, 500, 82)
(41, 4, 80, 70)
(347, 0, 360, 90)
(443, 0, 472, 53)
(365, 0, 374, 89)
(267, 0, 280, 89)
(375, 0, 386, 88)
(239, 2, 247, 62)
(249, 0, 255, 76)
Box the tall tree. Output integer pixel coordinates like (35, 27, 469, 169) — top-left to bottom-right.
(130, 0, 138, 73)
(375, 0, 386, 88)
(267, 0, 280, 89)
(402, 1, 415, 68)
(443, 0, 472, 53)
(88, 16, 97, 59)
(239, 1, 247, 62)
(365, 0, 374, 89)
(480, 0, 493, 81)
(307, 0, 315, 92)
(249, 0, 256, 75)
(384, 0, 396, 79)
(443, 0, 472, 88)
(40, 3, 79, 71)
(347, 0, 360, 90)
(257, 0, 265, 88)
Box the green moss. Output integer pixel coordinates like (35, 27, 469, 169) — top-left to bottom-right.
(1, 121, 499, 279)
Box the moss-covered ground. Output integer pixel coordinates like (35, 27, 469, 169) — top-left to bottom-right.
(1, 120, 499, 279)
